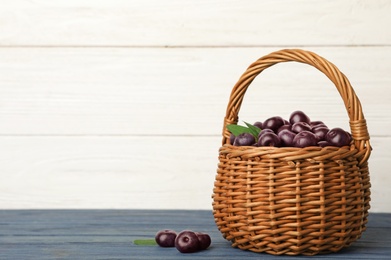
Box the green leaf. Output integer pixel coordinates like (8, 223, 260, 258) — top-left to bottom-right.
(226, 124, 253, 137)
(227, 122, 261, 140)
(243, 121, 261, 137)
(133, 239, 158, 246)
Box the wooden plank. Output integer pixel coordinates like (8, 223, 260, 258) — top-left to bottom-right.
(0, 136, 219, 210)
(0, 210, 389, 259)
(0, 46, 389, 136)
(0, 0, 390, 46)
(0, 136, 389, 211)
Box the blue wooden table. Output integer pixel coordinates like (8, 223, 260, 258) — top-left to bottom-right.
(0, 210, 389, 259)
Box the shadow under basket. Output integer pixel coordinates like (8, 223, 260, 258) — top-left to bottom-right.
(212, 49, 371, 256)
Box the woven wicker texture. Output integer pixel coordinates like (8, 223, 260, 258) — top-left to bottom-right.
(212, 49, 371, 256)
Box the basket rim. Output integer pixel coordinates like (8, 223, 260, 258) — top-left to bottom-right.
(219, 143, 362, 162)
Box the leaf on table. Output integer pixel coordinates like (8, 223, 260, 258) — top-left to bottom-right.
(133, 239, 157, 246)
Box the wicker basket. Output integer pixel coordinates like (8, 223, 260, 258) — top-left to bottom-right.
(212, 49, 371, 256)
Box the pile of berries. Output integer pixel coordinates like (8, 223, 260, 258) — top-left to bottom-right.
(155, 229, 211, 253)
(229, 110, 352, 148)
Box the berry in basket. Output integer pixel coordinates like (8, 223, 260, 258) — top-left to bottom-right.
(228, 110, 352, 148)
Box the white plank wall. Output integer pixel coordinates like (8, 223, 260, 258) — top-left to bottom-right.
(0, 0, 390, 212)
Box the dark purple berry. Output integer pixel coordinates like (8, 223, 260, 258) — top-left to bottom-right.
(346, 131, 352, 140)
(278, 129, 296, 147)
(258, 132, 281, 147)
(277, 124, 291, 133)
(289, 110, 311, 124)
(175, 230, 200, 253)
(155, 230, 177, 247)
(195, 232, 211, 250)
(312, 123, 329, 130)
(229, 133, 236, 145)
(312, 126, 329, 141)
(253, 121, 263, 129)
(258, 129, 274, 139)
(263, 116, 285, 132)
(291, 122, 312, 133)
(310, 121, 325, 127)
(317, 141, 330, 147)
(325, 128, 352, 147)
(233, 133, 255, 146)
(293, 131, 318, 148)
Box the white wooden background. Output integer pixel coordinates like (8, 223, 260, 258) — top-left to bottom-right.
(0, 0, 390, 212)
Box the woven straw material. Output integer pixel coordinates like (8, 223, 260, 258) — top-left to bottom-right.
(212, 49, 371, 256)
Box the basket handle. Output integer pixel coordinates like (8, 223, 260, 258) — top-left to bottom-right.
(222, 49, 371, 164)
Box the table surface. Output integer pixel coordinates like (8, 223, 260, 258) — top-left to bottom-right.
(0, 210, 390, 260)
